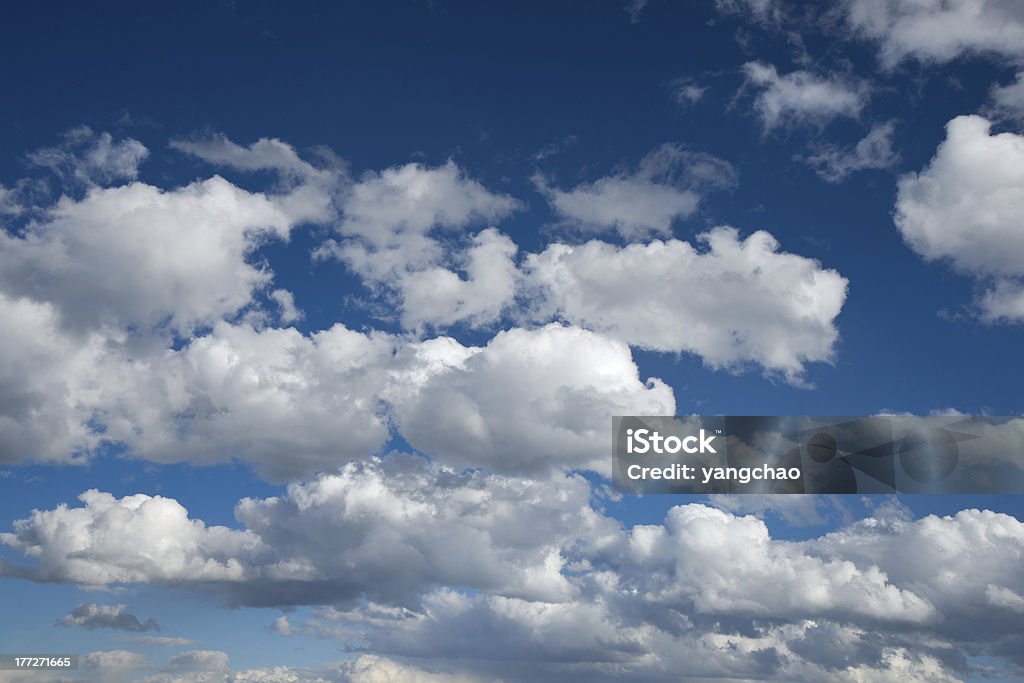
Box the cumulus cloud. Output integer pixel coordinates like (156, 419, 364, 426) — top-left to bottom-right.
(804, 121, 900, 182)
(523, 227, 848, 382)
(0, 292, 109, 463)
(742, 62, 869, 130)
(316, 160, 521, 329)
(6, 485, 1024, 680)
(0, 128, 855, 476)
(93, 321, 396, 481)
(846, 0, 1024, 67)
(59, 603, 161, 632)
(0, 458, 614, 607)
(0, 176, 295, 333)
(396, 228, 519, 329)
(895, 115, 1024, 321)
(27, 126, 148, 186)
(86, 320, 667, 480)
(534, 144, 736, 238)
(387, 324, 675, 476)
(296, 504, 1023, 681)
(0, 311, 675, 477)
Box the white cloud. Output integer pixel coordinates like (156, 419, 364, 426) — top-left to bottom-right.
(7, 484, 1024, 680)
(742, 62, 869, 130)
(846, 0, 1024, 67)
(106, 321, 396, 482)
(396, 228, 519, 330)
(0, 458, 613, 607)
(0, 488, 259, 585)
(804, 121, 900, 182)
(59, 603, 161, 632)
(895, 115, 1024, 321)
(0, 292, 107, 464)
(387, 324, 675, 476)
(28, 126, 148, 185)
(294, 504, 1023, 681)
(270, 289, 303, 324)
(316, 160, 521, 329)
(170, 134, 342, 227)
(978, 279, 1024, 322)
(0, 176, 295, 334)
(334, 160, 519, 261)
(523, 227, 848, 382)
(534, 144, 736, 239)
(990, 71, 1024, 121)
(171, 135, 336, 180)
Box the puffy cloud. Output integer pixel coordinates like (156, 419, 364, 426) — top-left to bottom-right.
(396, 228, 519, 329)
(804, 121, 900, 182)
(742, 62, 869, 130)
(809, 508, 1024, 647)
(292, 503, 1024, 681)
(0, 488, 260, 585)
(534, 144, 736, 239)
(112, 322, 669, 480)
(304, 591, 955, 682)
(0, 293, 108, 464)
(0, 458, 613, 607)
(105, 322, 395, 481)
(0, 308, 395, 476)
(337, 161, 519, 247)
(7, 484, 1024, 680)
(895, 115, 1024, 321)
(387, 324, 675, 476)
(0, 176, 294, 333)
(846, 0, 1024, 67)
(59, 603, 161, 632)
(0, 310, 676, 478)
(316, 160, 521, 329)
(27, 126, 148, 185)
(523, 228, 848, 382)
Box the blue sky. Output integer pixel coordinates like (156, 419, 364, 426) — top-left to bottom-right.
(2, 1, 1024, 681)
